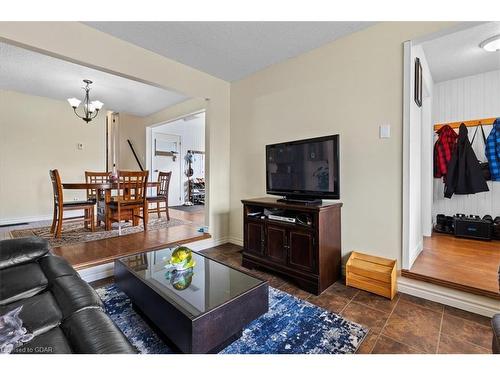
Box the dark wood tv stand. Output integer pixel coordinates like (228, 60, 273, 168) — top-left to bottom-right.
(241, 197, 342, 295)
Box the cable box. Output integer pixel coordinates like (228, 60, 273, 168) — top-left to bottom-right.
(267, 214, 297, 224)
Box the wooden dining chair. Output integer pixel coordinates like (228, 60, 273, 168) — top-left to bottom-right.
(105, 170, 149, 232)
(85, 171, 111, 202)
(85, 171, 111, 227)
(49, 169, 95, 238)
(147, 171, 172, 220)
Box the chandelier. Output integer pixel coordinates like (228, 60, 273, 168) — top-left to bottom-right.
(67, 79, 104, 123)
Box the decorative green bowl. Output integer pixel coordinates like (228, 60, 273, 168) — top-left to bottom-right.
(164, 246, 196, 271)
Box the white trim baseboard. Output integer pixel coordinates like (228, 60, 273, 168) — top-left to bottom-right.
(398, 276, 500, 317)
(79, 236, 230, 283)
(78, 262, 115, 282)
(0, 211, 83, 226)
(408, 240, 423, 268)
(228, 236, 243, 247)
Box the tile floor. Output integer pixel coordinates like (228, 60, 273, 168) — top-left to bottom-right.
(200, 243, 494, 354)
(13, 216, 493, 354)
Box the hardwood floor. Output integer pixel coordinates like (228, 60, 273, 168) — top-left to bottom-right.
(91, 243, 494, 354)
(52, 207, 207, 269)
(52, 225, 210, 270)
(0, 207, 208, 270)
(402, 233, 500, 299)
(169, 206, 205, 226)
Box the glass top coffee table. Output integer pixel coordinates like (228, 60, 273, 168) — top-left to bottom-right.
(114, 246, 269, 353)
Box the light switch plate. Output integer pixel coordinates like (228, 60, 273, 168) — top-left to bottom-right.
(379, 124, 391, 138)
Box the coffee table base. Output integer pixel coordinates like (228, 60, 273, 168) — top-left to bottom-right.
(132, 303, 243, 353)
(115, 260, 268, 354)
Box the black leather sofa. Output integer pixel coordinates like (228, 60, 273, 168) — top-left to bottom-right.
(493, 315, 500, 354)
(0, 237, 136, 354)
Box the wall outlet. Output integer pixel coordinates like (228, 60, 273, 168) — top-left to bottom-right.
(77, 143, 84, 150)
(379, 124, 391, 139)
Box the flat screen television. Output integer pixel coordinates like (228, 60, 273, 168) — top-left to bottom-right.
(266, 135, 340, 203)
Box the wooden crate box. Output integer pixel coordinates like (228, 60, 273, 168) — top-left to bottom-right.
(346, 251, 397, 300)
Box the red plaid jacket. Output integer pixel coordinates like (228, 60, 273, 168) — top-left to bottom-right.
(434, 125, 458, 178)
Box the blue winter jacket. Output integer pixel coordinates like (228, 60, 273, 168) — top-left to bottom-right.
(485, 118, 500, 181)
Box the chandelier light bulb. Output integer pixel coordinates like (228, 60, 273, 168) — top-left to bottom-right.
(91, 100, 104, 110)
(67, 97, 81, 108)
(67, 80, 104, 123)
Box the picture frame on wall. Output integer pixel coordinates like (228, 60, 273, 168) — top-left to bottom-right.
(414, 57, 422, 107)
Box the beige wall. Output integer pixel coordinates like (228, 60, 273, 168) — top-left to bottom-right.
(229, 22, 454, 266)
(0, 22, 455, 252)
(0, 89, 105, 222)
(118, 113, 147, 170)
(0, 22, 230, 240)
(117, 99, 208, 173)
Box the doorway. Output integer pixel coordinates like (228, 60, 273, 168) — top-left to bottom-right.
(147, 111, 206, 228)
(402, 23, 500, 300)
(152, 133, 183, 206)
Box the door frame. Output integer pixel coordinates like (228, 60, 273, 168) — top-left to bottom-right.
(402, 40, 412, 270)
(151, 132, 183, 206)
(145, 109, 208, 225)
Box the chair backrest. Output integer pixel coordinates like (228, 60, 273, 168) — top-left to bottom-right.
(116, 170, 149, 202)
(85, 171, 111, 200)
(49, 169, 63, 208)
(157, 171, 172, 197)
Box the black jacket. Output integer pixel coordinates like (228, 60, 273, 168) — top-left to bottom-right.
(444, 124, 489, 198)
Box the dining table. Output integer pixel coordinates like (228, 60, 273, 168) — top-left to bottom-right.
(62, 181, 160, 231)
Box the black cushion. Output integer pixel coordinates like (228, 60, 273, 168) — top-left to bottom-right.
(0, 291, 62, 336)
(492, 314, 500, 354)
(0, 237, 135, 354)
(51, 275, 103, 318)
(13, 327, 73, 354)
(146, 196, 166, 202)
(39, 255, 78, 284)
(62, 200, 95, 207)
(62, 308, 136, 354)
(0, 237, 49, 270)
(0, 262, 48, 305)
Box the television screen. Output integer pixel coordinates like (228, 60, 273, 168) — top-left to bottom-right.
(266, 135, 339, 200)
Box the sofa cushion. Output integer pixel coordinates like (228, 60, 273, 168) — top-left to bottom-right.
(0, 263, 48, 306)
(0, 237, 49, 270)
(39, 255, 78, 284)
(61, 308, 136, 354)
(1, 292, 62, 336)
(13, 327, 72, 354)
(51, 275, 103, 318)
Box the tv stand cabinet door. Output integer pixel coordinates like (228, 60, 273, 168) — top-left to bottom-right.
(245, 221, 265, 256)
(288, 229, 316, 273)
(266, 225, 288, 264)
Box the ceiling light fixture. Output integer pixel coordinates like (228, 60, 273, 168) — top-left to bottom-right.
(67, 79, 104, 123)
(480, 34, 500, 52)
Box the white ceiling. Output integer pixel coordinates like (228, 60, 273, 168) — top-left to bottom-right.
(84, 22, 375, 82)
(422, 22, 500, 83)
(0, 42, 188, 117)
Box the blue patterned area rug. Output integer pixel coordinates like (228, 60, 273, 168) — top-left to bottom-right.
(96, 284, 368, 354)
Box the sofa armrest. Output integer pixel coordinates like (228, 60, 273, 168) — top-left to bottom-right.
(0, 237, 50, 270)
(493, 314, 500, 354)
